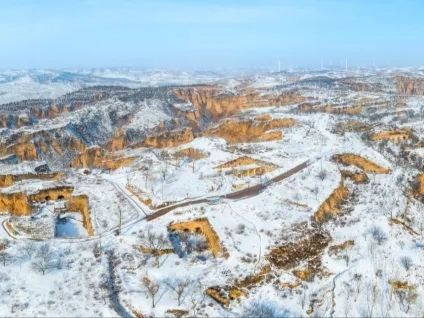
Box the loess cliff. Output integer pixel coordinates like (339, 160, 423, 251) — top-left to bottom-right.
(70, 146, 135, 170)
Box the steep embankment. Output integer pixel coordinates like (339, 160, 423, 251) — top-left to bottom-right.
(369, 129, 415, 143)
(395, 76, 424, 95)
(71, 147, 135, 170)
(141, 128, 194, 148)
(313, 183, 350, 222)
(204, 118, 296, 144)
(173, 86, 305, 123)
(0, 173, 62, 188)
(333, 154, 391, 174)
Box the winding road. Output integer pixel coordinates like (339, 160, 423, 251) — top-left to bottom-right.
(3, 160, 311, 241)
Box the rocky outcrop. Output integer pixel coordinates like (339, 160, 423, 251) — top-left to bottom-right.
(71, 147, 135, 170)
(142, 128, 194, 148)
(395, 76, 424, 95)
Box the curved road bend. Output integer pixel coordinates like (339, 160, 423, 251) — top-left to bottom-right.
(2, 160, 310, 240)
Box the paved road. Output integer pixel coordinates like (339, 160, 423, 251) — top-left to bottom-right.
(3, 160, 310, 240)
(146, 160, 310, 221)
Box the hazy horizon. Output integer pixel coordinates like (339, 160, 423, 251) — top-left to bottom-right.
(1, 0, 423, 70)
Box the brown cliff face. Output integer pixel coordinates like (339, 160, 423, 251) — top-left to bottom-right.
(7, 142, 38, 161)
(369, 129, 415, 143)
(0, 173, 62, 188)
(203, 117, 296, 144)
(0, 192, 31, 215)
(0, 101, 90, 129)
(314, 183, 350, 222)
(1, 186, 75, 216)
(173, 86, 305, 123)
(28, 186, 74, 202)
(297, 103, 362, 115)
(0, 186, 94, 236)
(70, 146, 135, 170)
(68, 195, 94, 236)
(395, 76, 424, 95)
(142, 128, 194, 148)
(0, 130, 87, 162)
(417, 173, 424, 197)
(333, 154, 391, 174)
(173, 148, 207, 160)
(104, 129, 128, 152)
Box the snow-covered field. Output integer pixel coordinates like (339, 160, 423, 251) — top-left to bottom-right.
(0, 69, 424, 317)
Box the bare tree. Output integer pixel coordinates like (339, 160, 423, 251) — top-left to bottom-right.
(400, 256, 413, 271)
(395, 288, 417, 314)
(21, 242, 35, 259)
(369, 226, 387, 245)
(138, 228, 168, 267)
(165, 278, 190, 306)
(31, 243, 58, 275)
(0, 250, 10, 266)
(189, 280, 206, 316)
(141, 276, 161, 308)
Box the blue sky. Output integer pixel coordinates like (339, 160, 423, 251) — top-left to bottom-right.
(0, 0, 423, 70)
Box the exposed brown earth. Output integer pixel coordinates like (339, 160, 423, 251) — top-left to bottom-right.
(417, 173, 424, 196)
(215, 155, 277, 178)
(141, 128, 194, 148)
(395, 76, 424, 95)
(203, 118, 296, 144)
(0, 186, 94, 235)
(335, 121, 373, 133)
(206, 266, 271, 307)
(333, 154, 391, 174)
(173, 147, 207, 160)
(104, 129, 128, 152)
(267, 230, 331, 269)
(0, 172, 63, 188)
(71, 146, 135, 170)
(369, 129, 415, 143)
(297, 103, 362, 115)
(328, 240, 355, 256)
(341, 170, 369, 184)
(168, 218, 223, 257)
(68, 194, 94, 236)
(314, 183, 350, 222)
(173, 86, 305, 123)
(0, 129, 87, 161)
(0, 192, 32, 215)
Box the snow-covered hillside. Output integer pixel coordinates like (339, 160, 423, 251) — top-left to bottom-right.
(0, 69, 424, 317)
